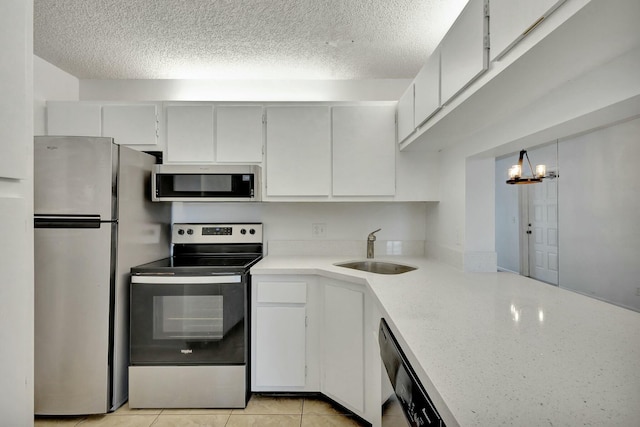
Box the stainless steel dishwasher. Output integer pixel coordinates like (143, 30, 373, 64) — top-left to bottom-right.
(379, 319, 445, 427)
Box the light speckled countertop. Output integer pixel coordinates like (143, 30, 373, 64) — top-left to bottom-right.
(251, 256, 640, 426)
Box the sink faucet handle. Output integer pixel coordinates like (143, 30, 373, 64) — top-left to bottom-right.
(368, 228, 382, 240)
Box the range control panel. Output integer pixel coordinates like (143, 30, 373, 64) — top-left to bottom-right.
(172, 223, 263, 244)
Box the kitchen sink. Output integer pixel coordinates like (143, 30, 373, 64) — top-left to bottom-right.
(334, 260, 417, 275)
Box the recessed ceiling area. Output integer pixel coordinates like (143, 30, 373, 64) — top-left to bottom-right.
(34, 0, 468, 80)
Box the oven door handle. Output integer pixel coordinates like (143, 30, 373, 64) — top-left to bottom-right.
(130, 275, 242, 284)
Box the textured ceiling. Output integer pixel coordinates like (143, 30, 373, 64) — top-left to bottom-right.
(34, 0, 468, 80)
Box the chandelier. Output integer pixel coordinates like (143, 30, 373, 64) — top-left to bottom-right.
(506, 150, 557, 185)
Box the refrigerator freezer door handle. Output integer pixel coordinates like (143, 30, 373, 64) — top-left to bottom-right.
(34, 214, 102, 229)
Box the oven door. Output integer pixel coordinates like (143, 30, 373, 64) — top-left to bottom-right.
(130, 274, 247, 365)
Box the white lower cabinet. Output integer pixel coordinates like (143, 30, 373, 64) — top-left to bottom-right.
(255, 306, 306, 387)
(321, 280, 365, 413)
(251, 276, 320, 392)
(251, 274, 382, 426)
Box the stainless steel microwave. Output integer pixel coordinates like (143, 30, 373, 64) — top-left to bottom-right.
(152, 165, 261, 202)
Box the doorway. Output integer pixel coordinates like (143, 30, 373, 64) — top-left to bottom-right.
(495, 142, 558, 283)
(496, 118, 640, 311)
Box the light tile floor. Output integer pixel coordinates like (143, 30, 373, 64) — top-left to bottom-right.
(34, 394, 369, 426)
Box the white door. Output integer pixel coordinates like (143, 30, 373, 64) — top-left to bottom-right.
(332, 105, 396, 196)
(166, 105, 215, 163)
(526, 177, 559, 285)
(254, 306, 306, 387)
(322, 283, 364, 412)
(46, 102, 102, 137)
(216, 106, 263, 163)
(102, 104, 158, 146)
(265, 106, 331, 196)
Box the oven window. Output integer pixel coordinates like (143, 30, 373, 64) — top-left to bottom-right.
(154, 295, 224, 340)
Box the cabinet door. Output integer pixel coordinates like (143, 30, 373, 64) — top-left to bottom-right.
(396, 84, 415, 143)
(216, 106, 263, 163)
(440, 0, 489, 104)
(255, 306, 306, 387)
(265, 106, 331, 196)
(166, 105, 214, 163)
(46, 102, 102, 137)
(332, 106, 395, 196)
(102, 104, 158, 145)
(322, 283, 364, 412)
(490, 0, 566, 61)
(414, 50, 441, 127)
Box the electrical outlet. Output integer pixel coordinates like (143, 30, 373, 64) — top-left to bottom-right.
(312, 223, 326, 238)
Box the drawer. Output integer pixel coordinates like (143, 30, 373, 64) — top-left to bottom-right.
(256, 282, 307, 304)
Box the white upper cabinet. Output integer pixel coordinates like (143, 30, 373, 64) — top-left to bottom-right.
(414, 50, 441, 127)
(490, 0, 566, 61)
(215, 106, 263, 163)
(396, 84, 415, 143)
(265, 106, 331, 197)
(47, 102, 102, 137)
(440, 0, 489, 104)
(47, 102, 159, 147)
(102, 104, 158, 145)
(166, 105, 214, 163)
(332, 106, 396, 197)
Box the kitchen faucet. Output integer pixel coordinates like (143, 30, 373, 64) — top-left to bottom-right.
(367, 228, 381, 259)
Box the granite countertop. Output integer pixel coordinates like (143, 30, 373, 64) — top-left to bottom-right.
(251, 255, 640, 426)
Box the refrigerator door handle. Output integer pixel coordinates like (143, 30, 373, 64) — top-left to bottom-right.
(34, 214, 103, 229)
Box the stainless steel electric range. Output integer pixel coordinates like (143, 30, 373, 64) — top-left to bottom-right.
(128, 223, 263, 409)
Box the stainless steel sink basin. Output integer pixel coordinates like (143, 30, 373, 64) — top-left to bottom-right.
(334, 260, 417, 275)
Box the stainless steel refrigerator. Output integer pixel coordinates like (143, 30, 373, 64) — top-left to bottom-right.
(34, 136, 170, 415)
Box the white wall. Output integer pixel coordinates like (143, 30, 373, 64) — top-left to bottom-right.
(0, 0, 34, 425)
(464, 156, 497, 271)
(495, 155, 520, 273)
(0, 35, 82, 427)
(33, 55, 79, 134)
(172, 202, 430, 255)
(558, 118, 640, 311)
(428, 145, 466, 269)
